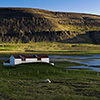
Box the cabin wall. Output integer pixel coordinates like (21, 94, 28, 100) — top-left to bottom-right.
(15, 59, 21, 65)
(10, 56, 15, 65)
(26, 58, 37, 63)
(41, 58, 49, 63)
(3, 62, 10, 66)
(21, 58, 37, 63)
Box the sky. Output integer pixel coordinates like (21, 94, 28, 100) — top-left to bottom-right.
(0, 0, 100, 15)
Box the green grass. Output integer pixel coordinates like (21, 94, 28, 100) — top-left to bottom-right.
(0, 42, 100, 55)
(0, 60, 100, 100)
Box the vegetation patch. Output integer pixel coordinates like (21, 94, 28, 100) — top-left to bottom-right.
(0, 42, 100, 55)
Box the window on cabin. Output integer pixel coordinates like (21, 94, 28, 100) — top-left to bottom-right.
(21, 57, 26, 61)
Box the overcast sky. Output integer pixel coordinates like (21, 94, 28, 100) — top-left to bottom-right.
(0, 0, 100, 15)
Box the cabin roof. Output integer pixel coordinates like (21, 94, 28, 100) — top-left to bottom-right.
(13, 55, 48, 59)
(5, 60, 10, 63)
(23, 55, 37, 58)
(13, 55, 21, 59)
(38, 55, 48, 58)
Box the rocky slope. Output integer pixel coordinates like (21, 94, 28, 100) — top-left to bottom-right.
(0, 8, 100, 43)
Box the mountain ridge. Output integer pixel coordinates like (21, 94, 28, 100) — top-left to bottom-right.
(0, 8, 100, 44)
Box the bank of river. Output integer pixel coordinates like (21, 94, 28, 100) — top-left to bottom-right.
(49, 54, 100, 72)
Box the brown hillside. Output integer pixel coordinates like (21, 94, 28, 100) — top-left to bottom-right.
(0, 8, 100, 43)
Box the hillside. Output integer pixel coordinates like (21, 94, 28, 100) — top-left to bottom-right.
(0, 8, 100, 43)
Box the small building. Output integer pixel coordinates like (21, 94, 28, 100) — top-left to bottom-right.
(3, 55, 54, 66)
(37, 55, 49, 63)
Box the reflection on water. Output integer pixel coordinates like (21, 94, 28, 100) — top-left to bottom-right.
(66, 66, 100, 72)
(49, 54, 100, 72)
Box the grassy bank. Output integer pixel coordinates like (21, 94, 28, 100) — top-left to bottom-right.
(0, 42, 100, 56)
(0, 60, 100, 100)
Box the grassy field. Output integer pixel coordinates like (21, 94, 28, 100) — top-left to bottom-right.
(0, 42, 100, 99)
(0, 60, 100, 100)
(0, 42, 100, 56)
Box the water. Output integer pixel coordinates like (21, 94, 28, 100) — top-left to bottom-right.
(49, 54, 100, 72)
(67, 66, 100, 72)
(2, 55, 100, 72)
(0, 57, 9, 60)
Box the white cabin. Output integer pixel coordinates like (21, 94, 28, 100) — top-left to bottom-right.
(3, 55, 53, 66)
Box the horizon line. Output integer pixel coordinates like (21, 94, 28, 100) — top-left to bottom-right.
(0, 7, 100, 16)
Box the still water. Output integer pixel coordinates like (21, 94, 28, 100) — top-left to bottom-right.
(49, 54, 100, 72)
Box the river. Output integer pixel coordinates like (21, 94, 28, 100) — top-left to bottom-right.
(49, 54, 100, 72)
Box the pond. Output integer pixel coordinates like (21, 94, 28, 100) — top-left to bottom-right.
(49, 54, 100, 72)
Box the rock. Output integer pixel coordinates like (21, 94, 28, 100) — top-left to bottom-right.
(44, 79, 51, 83)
